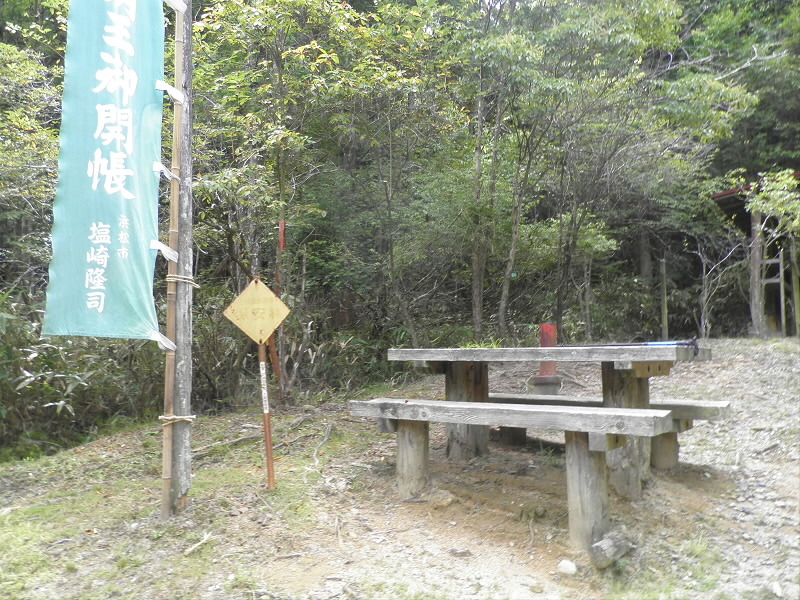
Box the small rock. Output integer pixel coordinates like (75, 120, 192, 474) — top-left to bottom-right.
(772, 581, 784, 598)
(557, 559, 577, 575)
(430, 490, 457, 509)
(449, 548, 473, 557)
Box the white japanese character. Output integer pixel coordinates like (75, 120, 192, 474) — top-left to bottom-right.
(86, 245, 110, 268)
(86, 292, 106, 313)
(87, 148, 135, 199)
(103, 12, 135, 57)
(85, 268, 108, 290)
(94, 104, 133, 153)
(88, 222, 112, 245)
(93, 50, 138, 106)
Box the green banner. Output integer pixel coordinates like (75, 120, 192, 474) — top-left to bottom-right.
(43, 0, 168, 344)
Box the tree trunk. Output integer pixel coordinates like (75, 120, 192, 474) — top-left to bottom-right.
(638, 229, 653, 286)
(471, 85, 487, 343)
(171, 2, 194, 512)
(583, 257, 593, 341)
(749, 212, 768, 337)
(699, 255, 711, 338)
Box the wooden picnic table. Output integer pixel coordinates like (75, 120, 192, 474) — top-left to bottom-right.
(388, 343, 710, 481)
(371, 342, 713, 550)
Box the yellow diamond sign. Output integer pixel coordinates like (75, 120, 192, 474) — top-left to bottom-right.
(223, 279, 290, 344)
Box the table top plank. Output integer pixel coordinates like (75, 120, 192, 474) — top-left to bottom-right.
(388, 345, 710, 363)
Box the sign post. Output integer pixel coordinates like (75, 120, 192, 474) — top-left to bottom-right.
(258, 342, 276, 488)
(223, 278, 290, 489)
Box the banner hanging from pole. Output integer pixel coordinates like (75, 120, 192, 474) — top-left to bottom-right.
(42, 0, 168, 345)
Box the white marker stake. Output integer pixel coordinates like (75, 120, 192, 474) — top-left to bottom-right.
(259, 343, 276, 489)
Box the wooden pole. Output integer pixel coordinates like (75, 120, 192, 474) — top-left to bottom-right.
(750, 212, 767, 337)
(162, 1, 193, 517)
(792, 237, 800, 337)
(172, 0, 194, 510)
(161, 5, 184, 520)
(779, 249, 787, 337)
(259, 343, 276, 489)
(660, 258, 669, 341)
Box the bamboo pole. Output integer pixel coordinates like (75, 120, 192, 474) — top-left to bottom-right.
(161, 7, 184, 520)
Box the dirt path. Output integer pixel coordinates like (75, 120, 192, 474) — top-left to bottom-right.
(1, 338, 798, 600)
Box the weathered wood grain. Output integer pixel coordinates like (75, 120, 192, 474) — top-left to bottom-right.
(396, 420, 430, 498)
(388, 345, 710, 364)
(444, 361, 489, 460)
(487, 393, 732, 421)
(348, 399, 674, 437)
(565, 430, 609, 548)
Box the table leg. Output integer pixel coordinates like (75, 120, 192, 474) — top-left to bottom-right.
(444, 361, 489, 460)
(601, 362, 651, 499)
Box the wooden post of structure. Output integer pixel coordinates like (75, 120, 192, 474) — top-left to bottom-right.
(779, 249, 787, 337)
(750, 211, 768, 337)
(792, 237, 800, 337)
(565, 430, 609, 549)
(259, 343, 276, 489)
(162, 1, 194, 517)
(601, 363, 650, 499)
(445, 361, 489, 460)
(651, 432, 680, 470)
(172, 0, 194, 511)
(660, 258, 669, 341)
(397, 420, 430, 498)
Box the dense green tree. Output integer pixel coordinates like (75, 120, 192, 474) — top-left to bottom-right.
(2, 0, 798, 455)
(0, 43, 60, 292)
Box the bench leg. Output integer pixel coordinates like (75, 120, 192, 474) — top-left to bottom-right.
(397, 420, 430, 498)
(498, 426, 527, 446)
(651, 432, 679, 470)
(565, 430, 609, 550)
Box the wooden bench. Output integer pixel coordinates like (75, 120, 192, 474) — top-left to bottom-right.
(349, 398, 676, 550)
(488, 393, 731, 469)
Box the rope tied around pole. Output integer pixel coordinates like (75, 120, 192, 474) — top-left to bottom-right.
(159, 414, 197, 426)
(166, 274, 200, 288)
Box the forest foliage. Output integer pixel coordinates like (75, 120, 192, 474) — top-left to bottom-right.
(1, 0, 798, 457)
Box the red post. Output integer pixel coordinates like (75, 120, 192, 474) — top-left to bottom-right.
(539, 323, 557, 376)
(530, 323, 560, 395)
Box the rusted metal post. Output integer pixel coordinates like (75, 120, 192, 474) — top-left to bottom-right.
(532, 323, 560, 393)
(259, 343, 276, 489)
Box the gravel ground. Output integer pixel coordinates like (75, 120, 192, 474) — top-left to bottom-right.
(316, 337, 800, 600)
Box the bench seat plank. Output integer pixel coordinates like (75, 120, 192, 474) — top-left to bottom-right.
(488, 393, 731, 421)
(349, 398, 674, 437)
